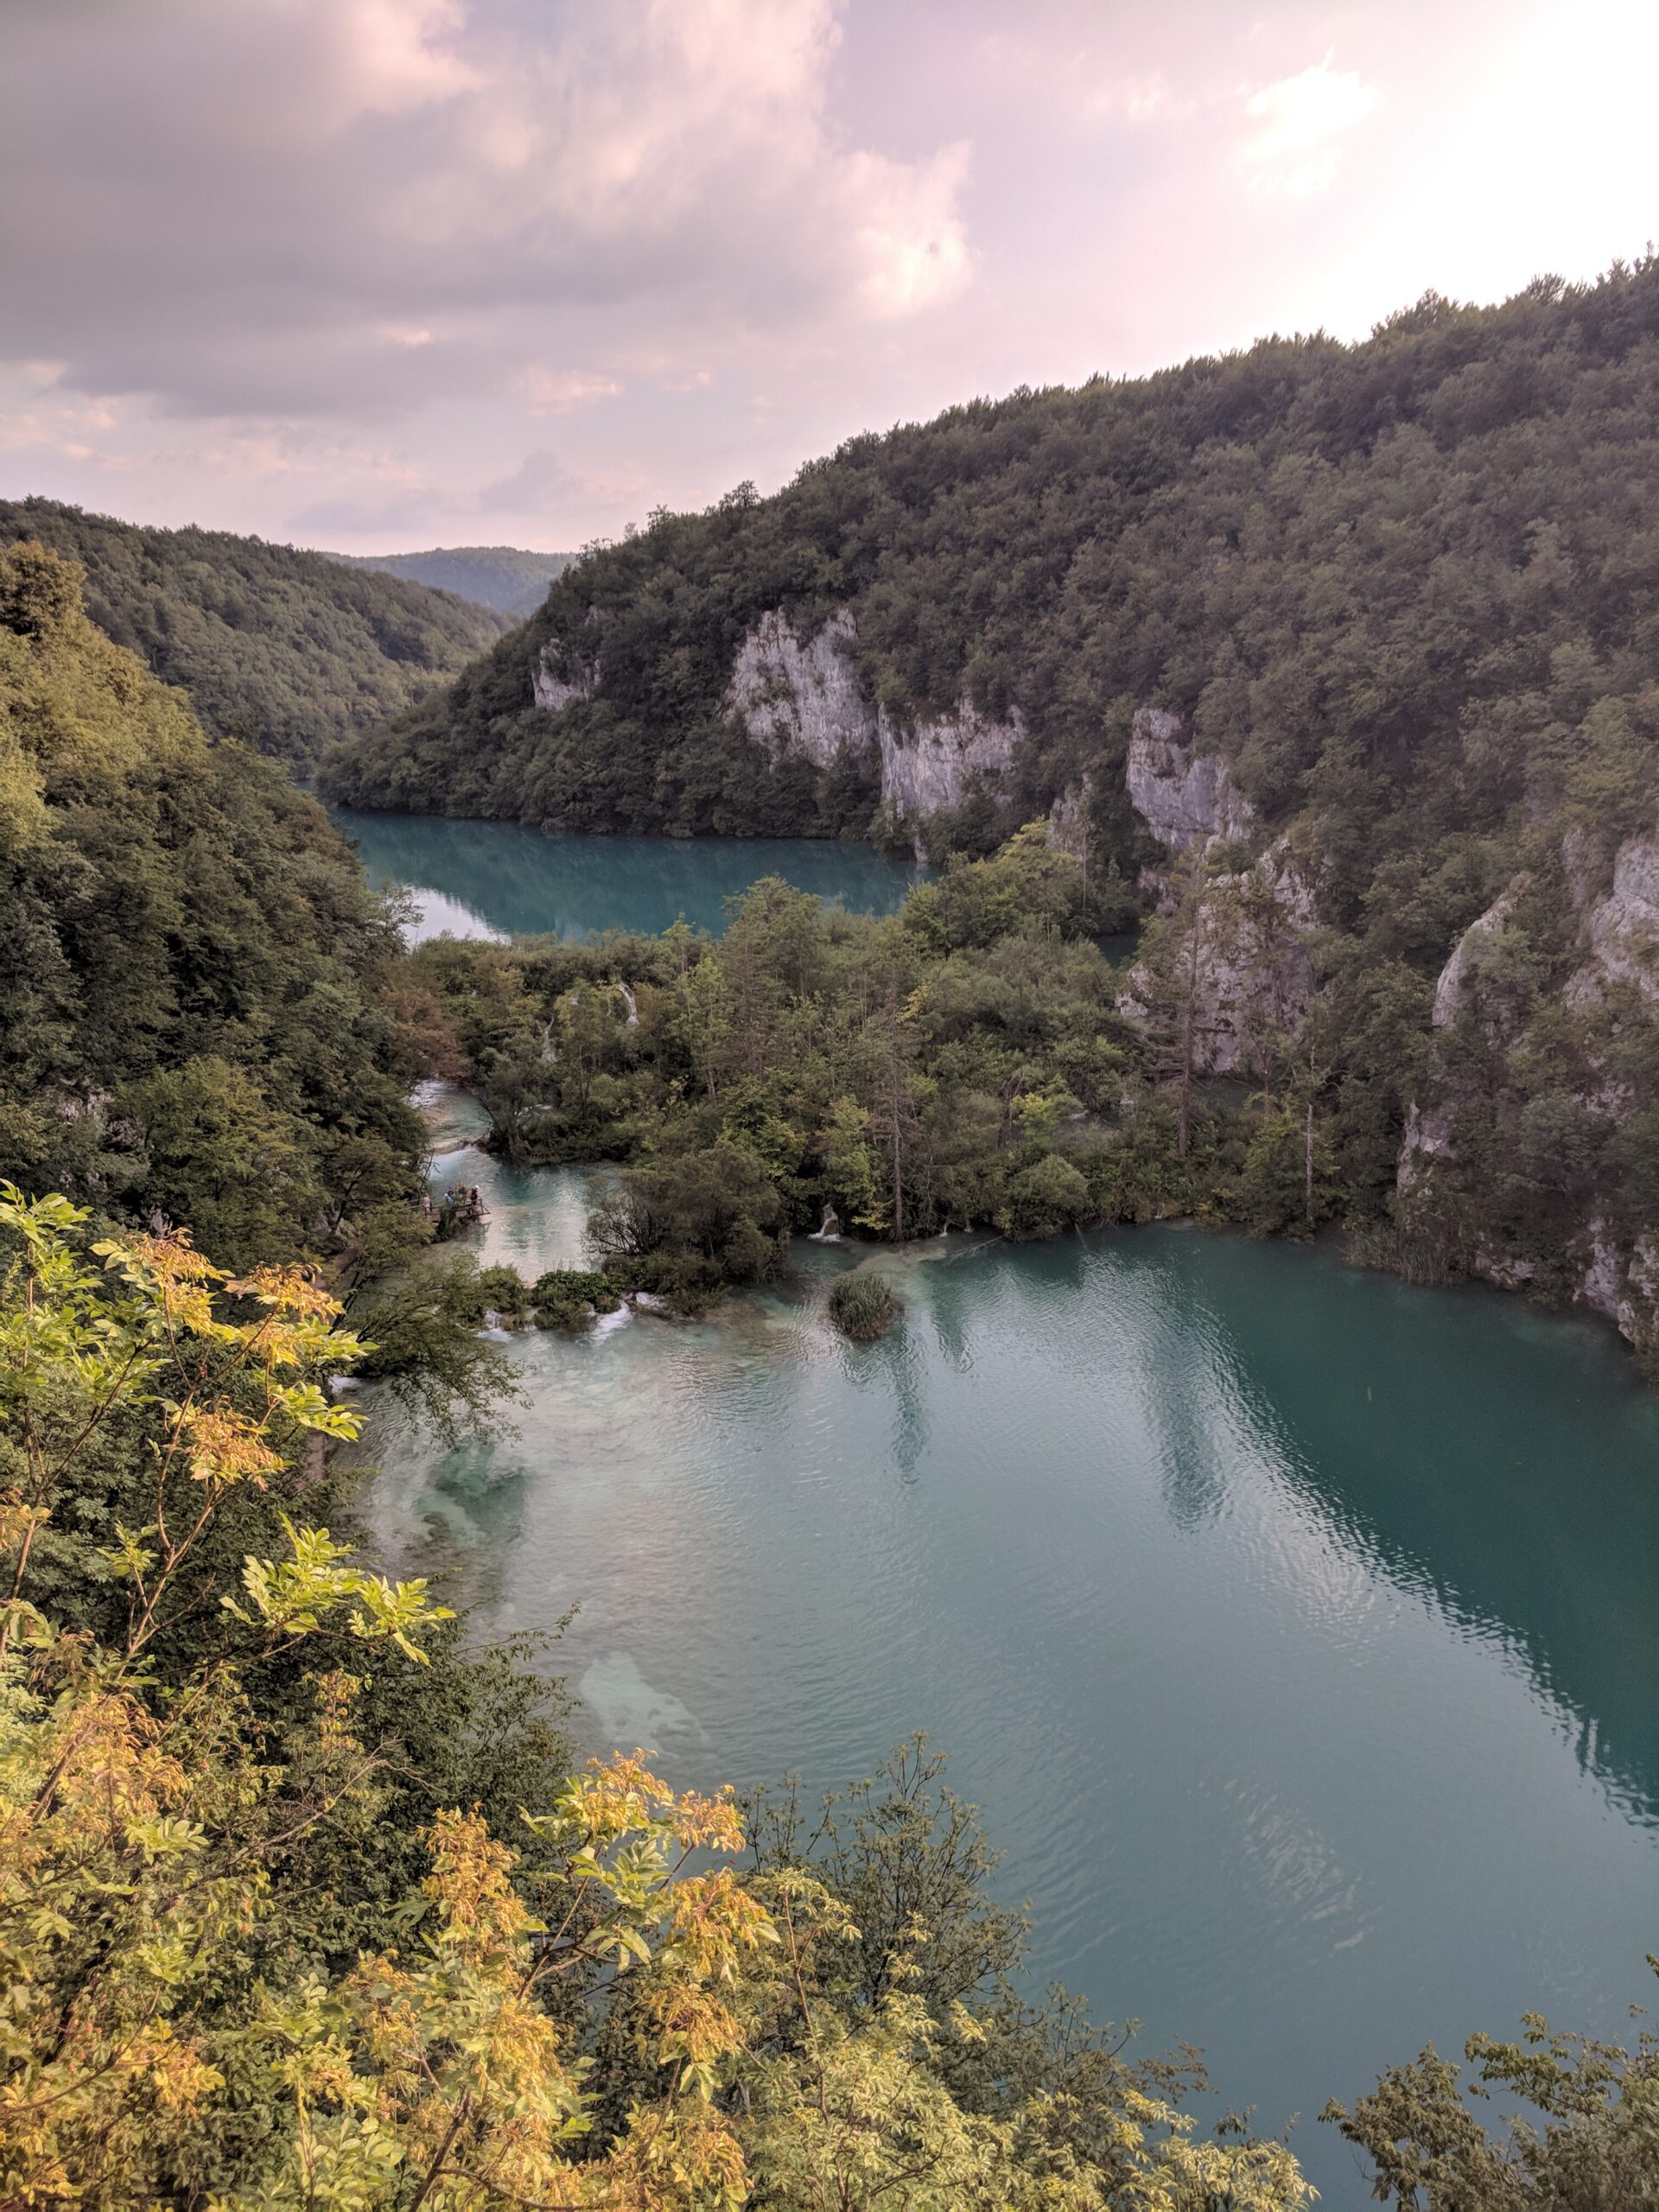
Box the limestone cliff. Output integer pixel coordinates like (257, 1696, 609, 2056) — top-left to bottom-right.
(531, 609, 602, 714)
(875, 699, 1021, 828)
(1046, 783, 1090, 862)
(1395, 882, 1529, 1196)
(721, 606, 1022, 853)
(1125, 709, 1256, 854)
(1116, 715, 1316, 1077)
(1399, 839, 1659, 1346)
(1566, 828, 1659, 1007)
(725, 608, 876, 766)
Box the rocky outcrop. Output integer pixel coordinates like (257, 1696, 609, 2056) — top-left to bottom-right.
(726, 608, 876, 766)
(1431, 879, 1529, 1027)
(1047, 782, 1090, 862)
(1397, 855, 1659, 1346)
(1117, 849, 1316, 1077)
(875, 699, 1022, 823)
(532, 635, 598, 714)
(1566, 829, 1659, 1006)
(1578, 1221, 1659, 1344)
(1125, 708, 1256, 854)
(1116, 715, 1315, 1075)
(722, 606, 1023, 853)
(1398, 879, 1529, 1194)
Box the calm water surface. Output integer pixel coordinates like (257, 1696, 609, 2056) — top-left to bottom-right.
(345, 825, 1659, 2206)
(331, 808, 925, 940)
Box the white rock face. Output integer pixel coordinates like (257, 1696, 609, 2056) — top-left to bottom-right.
(1396, 857, 1659, 1347)
(1567, 830, 1659, 1006)
(875, 700, 1022, 822)
(1125, 708, 1256, 853)
(1399, 883, 1525, 1193)
(532, 637, 597, 714)
(1116, 715, 1314, 1075)
(726, 607, 877, 766)
(1116, 846, 1316, 1077)
(1576, 1220, 1659, 1345)
(1047, 784, 1089, 861)
(1431, 881, 1527, 1027)
(722, 606, 1023, 852)
(1396, 1101, 1453, 1192)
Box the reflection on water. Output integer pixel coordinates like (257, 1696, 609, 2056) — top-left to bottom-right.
(331, 810, 927, 942)
(350, 1133, 1659, 2205)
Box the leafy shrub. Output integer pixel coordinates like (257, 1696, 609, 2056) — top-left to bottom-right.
(1000, 1153, 1093, 1238)
(531, 1267, 620, 1328)
(475, 1262, 531, 1317)
(827, 1270, 899, 1342)
(588, 1141, 786, 1309)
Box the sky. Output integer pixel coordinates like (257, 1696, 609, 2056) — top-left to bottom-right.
(3, 0, 1655, 554)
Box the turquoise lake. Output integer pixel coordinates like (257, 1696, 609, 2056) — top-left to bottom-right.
(345, 815, 1659, 2206)
(332, 808, 927, 940)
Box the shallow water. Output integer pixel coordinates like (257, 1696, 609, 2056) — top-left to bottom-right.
(331, 809, 926, 941)
(360, 1110, 1659, 2205)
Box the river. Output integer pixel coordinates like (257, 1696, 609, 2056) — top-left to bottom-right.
(341, 813, 1659, 2206)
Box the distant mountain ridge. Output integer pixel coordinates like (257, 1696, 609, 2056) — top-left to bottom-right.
(0, 497, 506, 772)
(328, 543, 573, 618)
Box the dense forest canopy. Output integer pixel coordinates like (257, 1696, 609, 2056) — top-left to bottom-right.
(321, 258, 1659, 1346)
(0, 539, 429, 1264)
(0, 497, 505, 772)
(0, 493, 1653, 2200)
(330, 542, 574, 617)
(320, 258, 1659, 860)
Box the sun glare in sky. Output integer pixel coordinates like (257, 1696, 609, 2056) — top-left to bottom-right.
(2, 0, 1654, 547)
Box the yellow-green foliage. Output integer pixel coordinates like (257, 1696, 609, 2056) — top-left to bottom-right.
(0, 1186, 1317, 2210)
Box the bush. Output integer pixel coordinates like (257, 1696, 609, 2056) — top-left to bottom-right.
(828, 1271, 899, 1342)
(531, 1267, 620, 1328)
(1000, 1152, 1093, 1238)
(588, 1141, 786, 1308)
(476, 1263, 531, 1317)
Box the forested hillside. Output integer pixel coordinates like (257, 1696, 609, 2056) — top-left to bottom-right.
(0, 534, 1649, 2212)
(331, 541, 572, 616)
(0, 538, 429, 1262)
(0, 497, 505, 771)
(321, 259, 1659, 852)
(323, 259, 1659, 1349)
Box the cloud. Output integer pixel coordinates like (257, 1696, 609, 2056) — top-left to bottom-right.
(1240, 59, 1377, 196)
(521, 369, 624, 415)
(848, 143, 973, 317)
(0, 0, 975, 424)
(474, 448, 579, 516)
(3, 0, 1648, 554)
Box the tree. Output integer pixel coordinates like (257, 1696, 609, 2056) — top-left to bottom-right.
(1001, 1152, 1092, 1237)
(0, 1188, 1315, 2212)
(587, 1141, 786, 1306)
(1322, 1980, 1659, 2211)
(822, 1094, 887, 1232)
(1132, 845, 1220, 1162)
